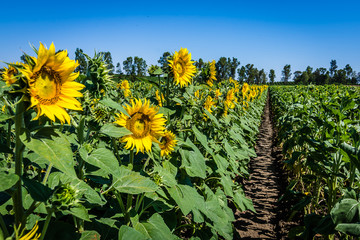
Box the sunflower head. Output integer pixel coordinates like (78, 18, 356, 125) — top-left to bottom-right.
(204, 95, 216, 114)
(225, 89, 237, 109)
(118, 80, 131, 98)
(168, 48, 196, 87)
(159, 130, 177, 157)
(2, 63, 21, 86)
(20, 42, 84, 124)
(114, 99, 166, 154)
(155, 90, 164, 107)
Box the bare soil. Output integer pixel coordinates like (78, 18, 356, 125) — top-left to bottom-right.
(234, 93, 299, 239)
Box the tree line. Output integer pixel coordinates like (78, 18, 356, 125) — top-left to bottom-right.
(281, 60, 360, 85)
(71, 49, 360, 85)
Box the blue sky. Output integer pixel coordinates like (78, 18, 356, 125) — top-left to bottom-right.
(1, 0, 359, 81)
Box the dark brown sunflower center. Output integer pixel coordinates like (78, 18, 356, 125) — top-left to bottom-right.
(31, 66, 61, 105)
(127, 112, 151, 138)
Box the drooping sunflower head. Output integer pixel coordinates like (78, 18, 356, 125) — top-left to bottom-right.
(20, 42, 84, 124)
(204, 95, 216, 114)
(118, 80, 131, 98)
(2, 62, 21, 86)
(225, 89, 237, 109)
(114, 99, 166, 154)
(168, 48, 196, 87)
(159, 130, 177, 157)
(155, 89, 164, 107)
(214, 89, 222, 99)
(206, 60, 217, 87)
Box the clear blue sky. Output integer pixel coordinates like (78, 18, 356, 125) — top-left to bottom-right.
(1, 0, 360, 81)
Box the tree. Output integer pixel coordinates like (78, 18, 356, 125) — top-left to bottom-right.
(293, 71, 302, 84)
(281, 64, 292, 83)
(245, 64, 255, 84)
(195, 58, 205, 71)
(228, 57, 240, 79)
(134, 56, 147, 76)
(215, 57, 228, 80)
(344, 64, 353, 78)
(158, 52, 171, 70)
(237, 66, 246, 83)
(269, 69, 275, 84)
(75, 48, 87, 73)
(330, 59, 337, 77)
(115, 62, 123, 75)
(123, 57, 135, 76)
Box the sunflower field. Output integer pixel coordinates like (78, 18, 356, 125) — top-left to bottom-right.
(0, 44, 268, 239)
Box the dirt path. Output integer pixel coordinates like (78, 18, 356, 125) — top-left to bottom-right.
(234, 94, 290, 239)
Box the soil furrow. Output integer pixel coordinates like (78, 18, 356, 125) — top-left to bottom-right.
(234, 93, 287, 239)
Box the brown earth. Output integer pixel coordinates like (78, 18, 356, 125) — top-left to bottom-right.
(234, 94, 299, 239)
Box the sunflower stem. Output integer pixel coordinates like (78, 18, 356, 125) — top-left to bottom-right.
(39, 208, 54, 240)
(42, 163, 53, 185)
(0, 214, 9, 238)
(129, 149, 134, 167)
(166, 75, 170, 107)
(112, 138, 122, 164)
(13, 100, 25, 228)
(158, 75, 163, 107)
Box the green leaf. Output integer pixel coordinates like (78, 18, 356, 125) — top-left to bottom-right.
(21, 132, 77, 178)
(204, 109, 220, 127)
(167, 184, 205, 216)
(335, 223, 360, 236)
(83, 148, 119, 176)
(331, 198, 360, 225)
(112, 166, 158, 194)
(233, 189, 256, 213)
(179, 138, 206, 179)
(80, 230, 101, 240)
(72, 178, 106, 205)
(22, 177, 53, 202)
(192, 126, 214, 156)
(100, 98, 129, 117)
(158, 107, 176, 116)
(0, 172, 19, 191)
(118, 225, 147, 240)
(100, 124, 132, 138)
(134, 213, 176, 240)
(65, 205, 90, 221)
(0, 113, 13, 122)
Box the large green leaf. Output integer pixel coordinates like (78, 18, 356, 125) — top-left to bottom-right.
(21, 132, 77, 178)
(22, 177, 53, 202)
(112, 166, 158, 194)
(82, 147, 119, 176)
(118, 225, 147, 240)
(80, 231, 101, 240)
(233, 189, 256, 213)
(331, 198, 360, 225)
(100, 124, 132, 138)
(133, 213, 176, 240)
(335, 223, 360, 236)
(100, 98, 129, 116)
(0, 172, 19, 191)
(167, 184, 205, 216)
(179, 138, 206, 179)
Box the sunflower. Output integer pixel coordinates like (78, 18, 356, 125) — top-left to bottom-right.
(168, 48, 196, 87)
(20, 43, 84, 124)
(204, 95, 216, 114)
(155, 89, 164, 107)
(114, 99, 166, 153)
(118, 79, 131, 98)
(225, 89, 237, 109)
(2, 63, 20, 86)
(242, 83, 250, 96)
(206, 60, 217, 86)
(159, 130, 177, 157)
(214, 89, 222, 99)
(19, 221, 41, 240)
